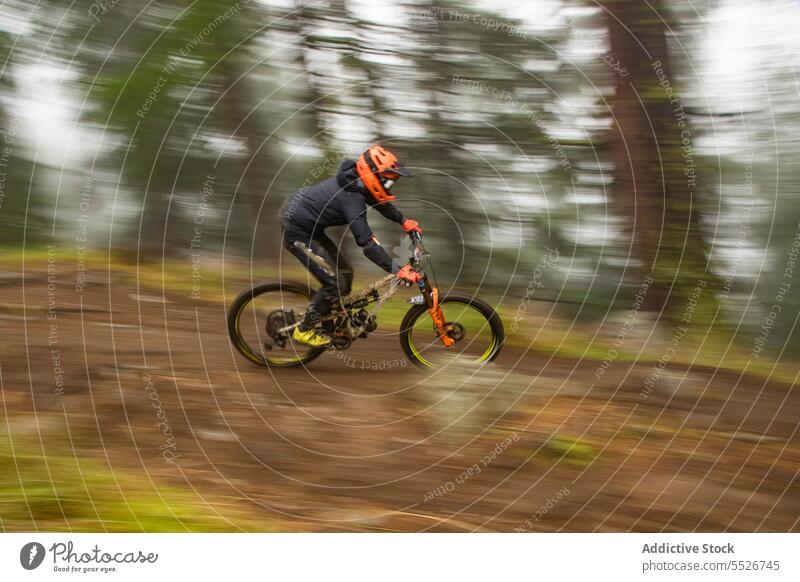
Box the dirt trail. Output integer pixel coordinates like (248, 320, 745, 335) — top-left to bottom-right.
(2, 268, 799, 532)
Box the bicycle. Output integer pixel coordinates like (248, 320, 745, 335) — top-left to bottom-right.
(227, 232, 504, 368)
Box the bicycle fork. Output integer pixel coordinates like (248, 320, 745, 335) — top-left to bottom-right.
(419, 277, 454, 348)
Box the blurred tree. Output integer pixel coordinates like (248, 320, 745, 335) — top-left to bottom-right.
(0, 8, 45, 247)
(393, 0, 570, 288)
(59, 0, 278, 256)
(599, 0, 717, 322)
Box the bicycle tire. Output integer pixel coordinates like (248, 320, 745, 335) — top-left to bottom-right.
(227, 281, 327, 368)
(399, 292, 504, 368)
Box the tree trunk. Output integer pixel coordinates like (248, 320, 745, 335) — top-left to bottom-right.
(219, 64, 282, 258)
(600, 0, 712, 319)
(295, 0, 337, 159)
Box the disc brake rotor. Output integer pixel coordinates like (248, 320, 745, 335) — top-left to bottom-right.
(446, 322, 465, 341)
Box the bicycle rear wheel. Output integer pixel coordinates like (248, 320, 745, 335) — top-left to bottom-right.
(399, 292, 504, 368)
(227, 281, 327, 368)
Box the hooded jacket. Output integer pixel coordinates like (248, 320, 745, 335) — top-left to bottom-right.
(281, 159, 405, 273)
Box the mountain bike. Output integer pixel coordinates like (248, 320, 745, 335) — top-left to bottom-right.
(227, 233, 504, 368)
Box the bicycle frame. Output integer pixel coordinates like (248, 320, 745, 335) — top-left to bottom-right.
(278, 233, 454, 347)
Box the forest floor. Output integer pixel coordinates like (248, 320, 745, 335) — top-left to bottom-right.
(1, 254, 799, 532)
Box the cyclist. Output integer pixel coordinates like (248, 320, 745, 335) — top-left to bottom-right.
(281, 145, 423, 347)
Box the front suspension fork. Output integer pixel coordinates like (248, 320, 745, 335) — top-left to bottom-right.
(419, 276, 454, 347)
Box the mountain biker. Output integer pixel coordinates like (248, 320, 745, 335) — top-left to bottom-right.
(281, 145, 423, 347)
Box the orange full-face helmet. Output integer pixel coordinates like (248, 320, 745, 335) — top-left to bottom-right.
(356, 145, 412, 203)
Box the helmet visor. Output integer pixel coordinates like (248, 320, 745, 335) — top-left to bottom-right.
(380, 164, 412, 179)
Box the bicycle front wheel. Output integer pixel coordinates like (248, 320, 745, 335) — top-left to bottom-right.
(399, 292, 504, 368)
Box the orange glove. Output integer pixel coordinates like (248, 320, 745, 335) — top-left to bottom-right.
(402, 219, 422, 234)
(396, 264, 422, 284)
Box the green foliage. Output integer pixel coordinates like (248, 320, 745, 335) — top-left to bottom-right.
(0, 437, 270, 532)
(543, 436, 600, 466)
(512, 435, 600, 467)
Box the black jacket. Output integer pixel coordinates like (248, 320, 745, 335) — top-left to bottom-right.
(281, 159, 405, 273)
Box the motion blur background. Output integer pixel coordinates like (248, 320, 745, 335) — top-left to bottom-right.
(1, 0, 800, 532)
(4, 0, 800, 345)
